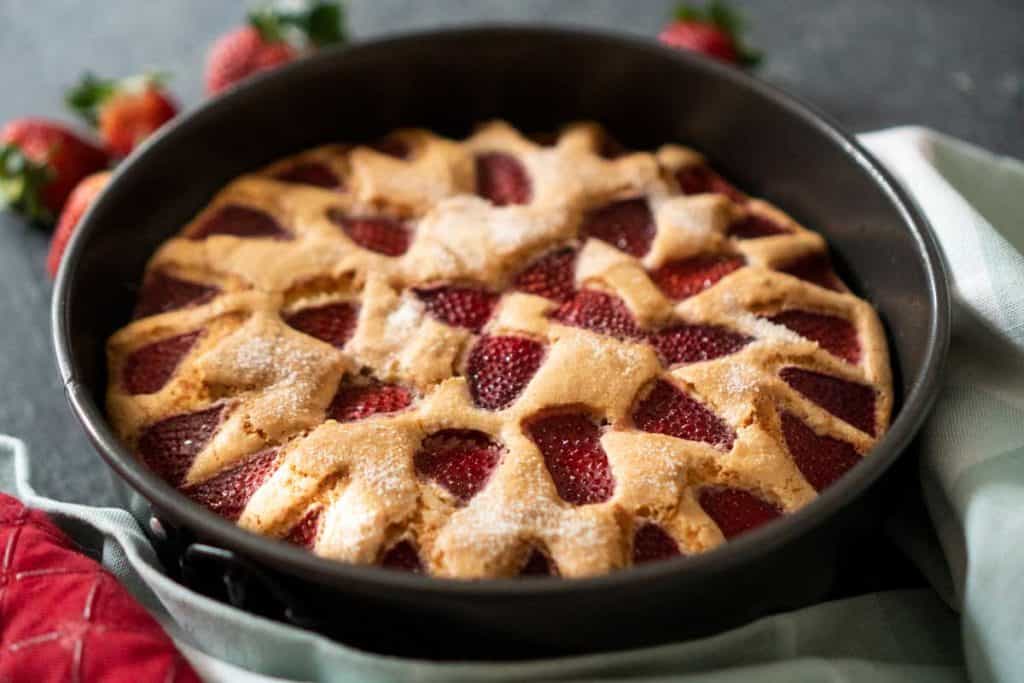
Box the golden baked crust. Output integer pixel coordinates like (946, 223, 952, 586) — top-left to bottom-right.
(106, 121, 892, 579)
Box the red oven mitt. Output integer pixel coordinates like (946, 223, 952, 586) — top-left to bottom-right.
(0, 493, 200, 682)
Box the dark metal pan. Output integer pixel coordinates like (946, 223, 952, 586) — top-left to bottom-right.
(52, 26, 949, 659)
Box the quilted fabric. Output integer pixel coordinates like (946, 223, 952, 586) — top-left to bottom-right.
(0, 493, 199, 683)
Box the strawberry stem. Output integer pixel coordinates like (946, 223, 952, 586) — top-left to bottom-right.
(0, 144, 54, 224)
(65, 73, 117, 127)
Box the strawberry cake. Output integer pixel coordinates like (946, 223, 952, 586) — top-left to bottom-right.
(106, 121, 892, 579)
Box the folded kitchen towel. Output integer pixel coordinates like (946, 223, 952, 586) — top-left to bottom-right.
(2, 126, 1022, 682)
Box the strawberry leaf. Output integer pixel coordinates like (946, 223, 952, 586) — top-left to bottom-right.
(249, 1, 347, 47)
(0, 143, 54, 223)
(65, 72, 117, 127)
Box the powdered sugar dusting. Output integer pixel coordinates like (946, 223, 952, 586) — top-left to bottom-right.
(386, 296, 425, 340)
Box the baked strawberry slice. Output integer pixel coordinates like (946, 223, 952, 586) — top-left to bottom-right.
(674, 165, 745, 203)
(519, 549, 557, 577)
(380, 540, 424, 572)
(580, 197, 656, 258)
(137, 404, 226, 487)
(778, 252, 844, 292)
(549, 289, 645, 340)
(327, 208, 410, 256)
(648, 323, 751, 365)
(727, 212, 789, 239)
(699, 487, 782, 539)
(284, 301, 358, 348)
(134, 271, 220, 319)
(512, 247, 578, 303)
(369, 136, 411, 159)
(466, 336, 545, 411)
(780, 411, 861, 491)
(326, 379, 412, 422)
(632, 522, 681, 564)
(189, 204, 291, 240)
(475, 152, 531, 206)
(122, 330, 201, 395)
(274, 161, 341, 189)
(182, 448, 279, 521)
(525, 412, 615, 506)
(649, 253, 745, 300)
(284, 508, 322, 549)
(768, 310, 860, 364)
(632, 379, 735, 450)
(597, 132, 630, 160)
(414, 285, 499, 332)
(779, 367, 876, 435)
(414, 430, 503, 504)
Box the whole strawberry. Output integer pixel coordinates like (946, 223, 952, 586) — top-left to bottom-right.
(205, 1, 346, 95)
(67, 73, 178, 158)
(46, 171, 110, 278)
(659, 1, 760, 67)
(0, 119, 109, 223)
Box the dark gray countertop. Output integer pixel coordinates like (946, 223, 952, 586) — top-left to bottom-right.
(1, 0, 1021, 505)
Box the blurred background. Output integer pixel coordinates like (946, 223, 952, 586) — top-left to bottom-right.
(0, 0, 1021, 506)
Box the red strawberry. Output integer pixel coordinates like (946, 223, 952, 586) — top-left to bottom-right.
(414, 430, 503, 504)
(512, 247, 578, 303)
(414, 285, 499, 332)
(549, 289, 645, 340)
(780, 411, 861, 491)
(0, 119, 108, 222)
(525, 413, 614, 506)
(699, 487, 782, 539)
(674, 165, 745, 202)
(182, 448, 279, 521)
(659, 2, 760, 67)
(326, 379, 412, 422)
(274, 161, 341, 189)
(632, 379, 735, 450)
(778, 252, 844, 292)
(519, 549, 557, 577)
(768, 310, 861, 364)
(45, 170, 110, 278)
(466, 336, 545, 411)
(284, 301, 359, 348)
(327, 209, 410, 256)
(632, 522, 681, 564)
(727, 212, 789, 239)
(648, 323, 751, 365)
(475, 152, 531, 206)
(137, 404, 226, 487)
(66, 73, 177, 158)
(649, 253, 745, 300)
(189, 204, 291, 240)
(779, 367, 877, 435)
(284, 508, 322, 549)
(134, 271, 220, 319)
(580, 197, 656, 258)
(205, 2, 346, 95)
(380, 540, 424, 572)
(122, 330, 202, 395)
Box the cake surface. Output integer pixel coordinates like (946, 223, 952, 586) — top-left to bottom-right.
(106, 121, 892, 579)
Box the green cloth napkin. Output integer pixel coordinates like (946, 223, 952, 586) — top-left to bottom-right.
(3, 126, 1022, 682)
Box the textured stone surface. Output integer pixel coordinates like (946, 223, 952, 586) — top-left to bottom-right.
(0, 0, 1019, 505)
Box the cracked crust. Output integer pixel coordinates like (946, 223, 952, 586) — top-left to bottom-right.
(106, 120, 892, 579)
